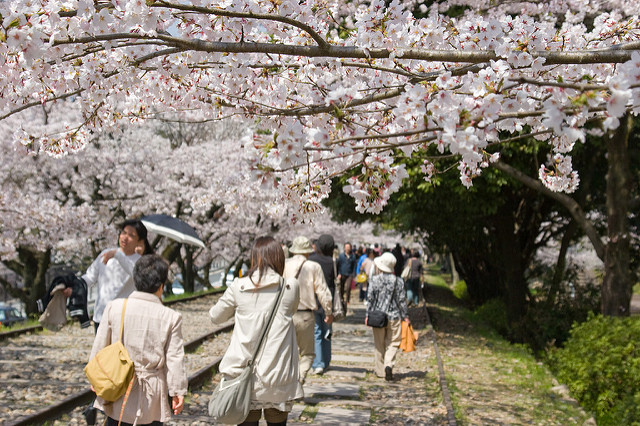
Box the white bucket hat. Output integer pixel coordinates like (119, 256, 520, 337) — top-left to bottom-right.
(289, 236, 314, 255)
(374, 252, 396, 274)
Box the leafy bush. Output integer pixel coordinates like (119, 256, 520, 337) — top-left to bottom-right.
(452, 280, 469, 301)
(547, 314, 640, 424)
(521, 263, 601, 351)
(473, 298, 509, 336)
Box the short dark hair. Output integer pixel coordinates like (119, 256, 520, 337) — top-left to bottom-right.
(133, 254, 168, 293)
(118, 219, 153, 254)
(247, 236, 285, 285)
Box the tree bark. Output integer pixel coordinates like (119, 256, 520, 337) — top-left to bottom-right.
(602, 113, 632, 316)
(3, 247, 51, 314)
(493, 212, 528, 331)
(492, 161, 606, 260)
(448, 252, 459, 285)
(183, 246, 195, 293)
(547, 220, 578, 306)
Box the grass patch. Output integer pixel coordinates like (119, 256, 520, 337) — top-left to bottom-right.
(428, 278, 591, 424)
(424, 271, 450, 289)
(634, 282, 640, 295)
(298, 405, 318, 422)
(0, 317, 40, 332)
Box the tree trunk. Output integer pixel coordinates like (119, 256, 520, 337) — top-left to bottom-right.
(183, 246, 195, 293)
(197, 260, 213, 289)
(162, 242, 182, 295)
(493, 217, 528, 330)
(602, 113, 632, 316)
(448, 252, 459, 284)
(3, 247, 51, 315)
(547, 220, 578, 306)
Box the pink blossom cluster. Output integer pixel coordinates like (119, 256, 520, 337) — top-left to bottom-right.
(1, 0, 640, 216)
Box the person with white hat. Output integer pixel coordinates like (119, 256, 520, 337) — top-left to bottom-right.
(366, 252, 410, 381)
(283, 236, 334, 384)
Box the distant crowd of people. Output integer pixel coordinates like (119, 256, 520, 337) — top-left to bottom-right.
(73, 219, 425, 425)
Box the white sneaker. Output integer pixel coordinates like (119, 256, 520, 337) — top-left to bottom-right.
(312, 367, 324, 375)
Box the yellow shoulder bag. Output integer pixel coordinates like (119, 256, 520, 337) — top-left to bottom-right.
(84, 299, 135, 402)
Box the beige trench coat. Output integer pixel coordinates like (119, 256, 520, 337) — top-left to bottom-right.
(209, 268, 303, 410)
(283, 255, 333, 314)
(90, 291, 188, 424)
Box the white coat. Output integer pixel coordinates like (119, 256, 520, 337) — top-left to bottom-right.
(209, 268, 303, 411)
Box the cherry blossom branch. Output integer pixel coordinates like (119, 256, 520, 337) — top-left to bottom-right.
(0, 88, 83, 121)
(325, 128, 439, 146)
(151, 0, 330, 49)
(50, 31, 640, 65)
(510, 77, 606, 90)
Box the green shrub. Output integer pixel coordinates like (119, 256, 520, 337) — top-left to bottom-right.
(547, 314, 640, 424)
(473, 298, 509, 336)
(452, 280, 469, 301)
(521, 263, 601, 351)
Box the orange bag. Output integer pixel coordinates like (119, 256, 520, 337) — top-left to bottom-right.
(400, 320, 418, 352)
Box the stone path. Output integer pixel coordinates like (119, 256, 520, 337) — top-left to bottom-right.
(275, 294, 447, 425)
(165, 288, 444, 426)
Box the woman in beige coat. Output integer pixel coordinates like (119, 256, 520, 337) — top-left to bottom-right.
(89, 254, 187, 426)
(209, 236, 303, 426)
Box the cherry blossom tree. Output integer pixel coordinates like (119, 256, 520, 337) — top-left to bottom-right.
(1, 0, 639, 314)
(1, 103, 403, 308)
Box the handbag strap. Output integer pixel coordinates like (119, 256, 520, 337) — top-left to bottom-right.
(295, 260, 306, 279)
(117, 298, 135, 426)
(117, 377, 135, 426)
(119, 298, 127, 343)
(391, 278, 401, 313)
(249, 278, 285, 365)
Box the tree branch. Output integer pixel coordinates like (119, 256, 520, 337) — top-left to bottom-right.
(52, 33, 640, 64)
(492, 160, 606, 260)
(152, 0, 331, 49)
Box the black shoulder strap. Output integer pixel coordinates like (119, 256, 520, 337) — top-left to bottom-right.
(295, 260, 306, 279)
(392, 277, 401, 312)
(250, 279, 285, 365)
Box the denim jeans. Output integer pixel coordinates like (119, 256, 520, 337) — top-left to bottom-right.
(406, 278, 421, 305)
(312, 310, 332, 370)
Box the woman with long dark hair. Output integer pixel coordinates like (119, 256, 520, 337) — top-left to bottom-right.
(209, 236, 302, 426)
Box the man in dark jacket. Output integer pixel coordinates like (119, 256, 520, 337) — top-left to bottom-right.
(309, 234, 335, 375)
(337, 242, 357, 307)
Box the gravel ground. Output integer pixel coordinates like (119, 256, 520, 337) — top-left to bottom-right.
(0, 292, 230, 425)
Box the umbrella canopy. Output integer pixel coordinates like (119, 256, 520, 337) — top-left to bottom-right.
(141, 214, 206, 249)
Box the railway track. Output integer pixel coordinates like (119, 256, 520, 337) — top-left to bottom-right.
(2, 277, 457, 425)
(1, 291, 232, 425)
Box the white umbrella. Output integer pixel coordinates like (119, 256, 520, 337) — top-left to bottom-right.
(141, 214, 206, 249)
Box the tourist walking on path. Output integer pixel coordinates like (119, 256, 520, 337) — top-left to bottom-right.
(88, 254, 188, 426)
(309, 234, 336, 375)
(357, 248, 376, 303)
(283, 236, 334, 384)
(83, 219, 151, 332)
(366, 252, 410, 381)
(209, 236, 303, 425)
(337, 242, 357, 308)
(405, 250, 423, 306)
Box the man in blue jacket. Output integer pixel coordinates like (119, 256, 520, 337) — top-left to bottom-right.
(337, 242, 357, 309)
